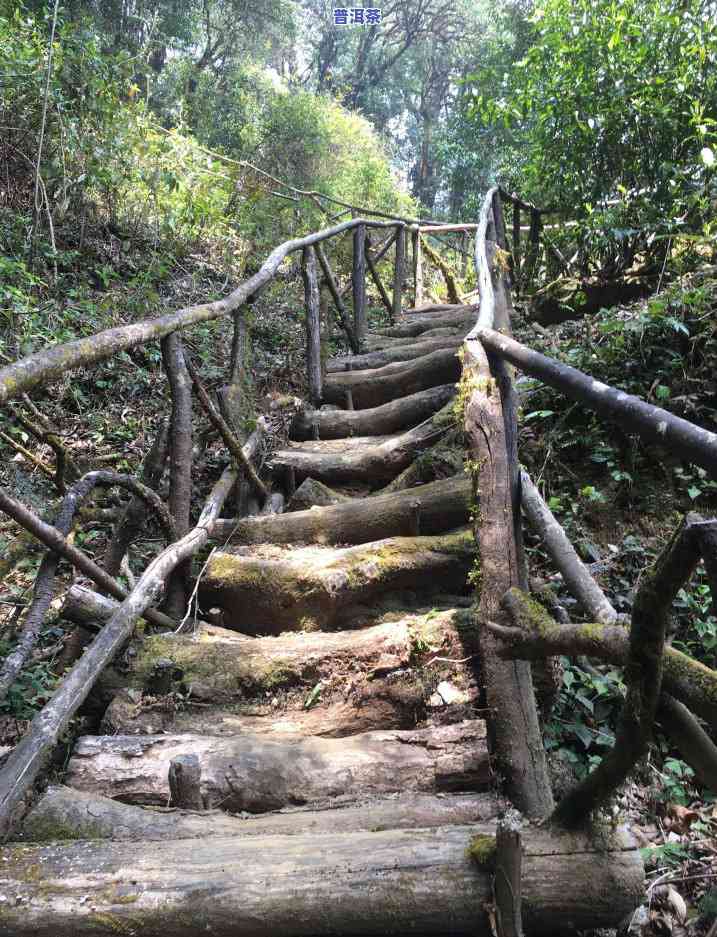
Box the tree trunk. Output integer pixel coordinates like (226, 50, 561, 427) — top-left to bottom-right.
(0, 823, 644, 937)
(199, 529, 474, 632)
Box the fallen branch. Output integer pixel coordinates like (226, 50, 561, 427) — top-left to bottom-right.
(520, 470, 617, 624)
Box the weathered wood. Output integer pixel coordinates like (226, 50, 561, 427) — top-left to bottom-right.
(211, 476, 470, 545)
(495, 809, 524, 937)
(0, 424, 265, 840)
(65, 595, 463, 711)
(168, 754, 203, 810)
(315, 242, 360, 353)
(393, 224, 405, 321)
(323, 347, 461, 409)
(353, 223, 367, 345)
(302, 245, 323, 407)
(413, 227, 424, 306)
(464, 188, 554, 820)
(520, 470, 617, 624)
(0, 486, 176, 632)
(64, 720, 491, 809)
(0, 823, 644, 936)
(374, 306, 475, 339)
(200, 529, 474, 633)
(365, 233, 393, 314)
(22, 786, 500, 842)
(270, 402, 456, 486)
(291, 384, 455, 441)
(658, 694, 717, 790)
(512, 202, 521, 292)
(326, 335, 461, 372)
(0, 217, 398, 406)
(161, 331, 193, 619)
(475, 327, 717, 479)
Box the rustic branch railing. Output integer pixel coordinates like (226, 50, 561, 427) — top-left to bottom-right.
(465, 185, 717, 837)
(0, 203, 470, 840)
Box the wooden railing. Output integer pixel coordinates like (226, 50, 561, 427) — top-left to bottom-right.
(0, 204, 474, 838)
(463, 185, 717, 933)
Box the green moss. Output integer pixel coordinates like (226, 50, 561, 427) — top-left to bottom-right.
(580, 621, 607, 642)
(466, 833, 496, 867)
(21, 815, 89, 843)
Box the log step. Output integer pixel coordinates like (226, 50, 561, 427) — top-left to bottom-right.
(326, 336, 461, 372)
(322, 346, 461, 408)
(210, 476, 471, 546)
(198, 528, 474, 633)
(374, 305, 476, 339)
(291, 383, 456, 440)
(22, 786, 500, 842)
(271, 401, 456, 487)
(1, 822, 644, 937)
(63, 720, 491, 810)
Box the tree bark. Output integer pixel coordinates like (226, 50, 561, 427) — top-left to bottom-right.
(393, 224, 405, 322)
(520, 470, 617, 624)
(552, 515, 695, 828)
(323, 347, 461, 409)
(64, 720, 490, 810)
(374, 306, 475, 340)
(326, 335, 462, 372)
(492, 587, 717, 730)
(211, 476, 470, 546)
(315, 242, 360, 353)
(199, 528, 474, 633)
(0, 823, 644, 937)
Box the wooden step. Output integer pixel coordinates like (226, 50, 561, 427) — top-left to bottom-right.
(64, 720, 491, 810)
(198, 529, 474, 633)
(2, 822, 644, 937)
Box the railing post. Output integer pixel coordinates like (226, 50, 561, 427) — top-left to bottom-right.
(352, 223, 366, 347)
(302, 245, 322, 407)
(393, 224, 405, 322)
(412, 226, 423, 307)
(512, 202, 521, 294)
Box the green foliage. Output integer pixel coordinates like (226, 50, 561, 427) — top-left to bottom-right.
(465, 0, 717, 272)
(544, 659, 624, 776)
